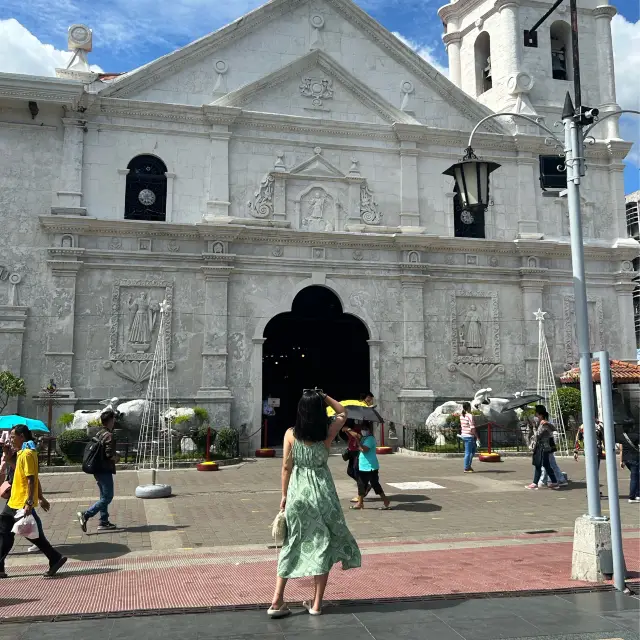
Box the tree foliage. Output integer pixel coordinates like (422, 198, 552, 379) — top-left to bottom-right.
(557, 387, 582, 423)
(0, 370, 26, 414)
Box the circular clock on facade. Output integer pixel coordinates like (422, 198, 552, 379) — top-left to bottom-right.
(138, 189, 156, 206)
(68, 24, 92, 51)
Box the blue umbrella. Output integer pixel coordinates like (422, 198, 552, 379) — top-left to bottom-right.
(0, 415, 50, 433)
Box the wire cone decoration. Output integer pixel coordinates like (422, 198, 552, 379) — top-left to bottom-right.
(136, 300, 173, 471)
(535, 309, 569, 456)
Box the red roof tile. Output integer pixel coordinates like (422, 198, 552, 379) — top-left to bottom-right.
(560, 359, 640, 384)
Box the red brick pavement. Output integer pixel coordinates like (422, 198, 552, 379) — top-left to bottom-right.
(0, 534, 638, 621)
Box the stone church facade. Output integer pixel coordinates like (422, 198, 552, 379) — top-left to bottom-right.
(0, 0, 637, 447)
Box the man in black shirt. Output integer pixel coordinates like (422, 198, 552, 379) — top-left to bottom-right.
(619, 421, 640, 503)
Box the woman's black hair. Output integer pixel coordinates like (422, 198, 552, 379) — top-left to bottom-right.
(461, 401, 471, 416)
(293, 390, 329, 442)
(12, 424, 33, 442)
(535, 404, 549, 420)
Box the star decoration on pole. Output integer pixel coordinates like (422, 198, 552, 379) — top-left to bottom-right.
(533, 308, 547, 322)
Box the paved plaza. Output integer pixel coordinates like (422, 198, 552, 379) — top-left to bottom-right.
(0, 455, 639, 621)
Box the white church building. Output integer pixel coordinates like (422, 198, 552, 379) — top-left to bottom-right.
(0, 0, 637, 447)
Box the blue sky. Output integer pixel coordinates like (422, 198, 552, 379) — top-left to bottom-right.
(1, 0, 638, 191)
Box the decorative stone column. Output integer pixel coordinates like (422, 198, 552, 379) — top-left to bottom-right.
(398, 277, 435, 425)
(53, 116, 86, 216)
(198, 265, 232, 397)
(495, 0, 521, 80)
(367, 339, 381, 401)
(520, 275, 546, 391)
(251, 337, 266, 451)
(0, 270, 28, 414)
(442, 32, 462, 87)
(593, 5, 620, 139)
(204, 130, 232, 221)
(516, 154, 540, 239)
(615, 281, 637, 361)
(45, 253, 84, 400)
(399, 143, 420, 229)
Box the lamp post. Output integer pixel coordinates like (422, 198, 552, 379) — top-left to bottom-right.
(443, 1, 639, 590)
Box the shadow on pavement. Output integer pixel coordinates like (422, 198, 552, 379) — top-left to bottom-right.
(57, 567, 121, 578)
(385, 494, 429, 503)
(56, 542, 130, 560)
(0, 598, 39, 609)
(123, 524, 188, 534)
(389, 502, 442, 513)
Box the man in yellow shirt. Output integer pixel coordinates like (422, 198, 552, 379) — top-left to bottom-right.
(0, 424, 67, 578)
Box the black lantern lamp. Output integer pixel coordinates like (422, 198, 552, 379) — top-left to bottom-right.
(443, 147, 501, 213)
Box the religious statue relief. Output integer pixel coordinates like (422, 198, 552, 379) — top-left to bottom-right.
(450, 291, 500, 364)
(127, 292, 160, 352)
(308, 190, 327, 218)
(109, 279, 174, 363)
(459, 304, 484, 354)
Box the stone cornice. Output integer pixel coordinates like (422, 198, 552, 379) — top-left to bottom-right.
(0, 72, 84, 107)
(593, 5, 617, 19)
(39, 214, 636, 263)
(442, 32, 463, 46)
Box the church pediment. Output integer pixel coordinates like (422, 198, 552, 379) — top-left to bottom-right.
(98, 0, 507, 134)
(211, 50, 418, 125)
(288, 149, 347, 179)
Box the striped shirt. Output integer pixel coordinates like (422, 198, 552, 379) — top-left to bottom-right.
(460, 413, 475, 437)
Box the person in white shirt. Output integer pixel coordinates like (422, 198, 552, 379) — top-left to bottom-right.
(459, 402, 478, 473)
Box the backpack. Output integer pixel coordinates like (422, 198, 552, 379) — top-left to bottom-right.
(82, 435, 105, 474)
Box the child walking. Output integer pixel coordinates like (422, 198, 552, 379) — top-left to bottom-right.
(351, 427, 391, 510)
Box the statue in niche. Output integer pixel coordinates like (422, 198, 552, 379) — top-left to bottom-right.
(127, 292, 160, 351)
(460, 304, 484, 353)
(308, 190, 327, 219)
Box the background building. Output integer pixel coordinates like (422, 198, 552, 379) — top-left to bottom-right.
(0, 0, 637, 447)
(625, 190, 640, 358)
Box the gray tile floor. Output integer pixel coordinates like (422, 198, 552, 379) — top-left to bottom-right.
(0, 591, 638, 640)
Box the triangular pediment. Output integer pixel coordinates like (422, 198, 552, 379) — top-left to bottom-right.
(288, 150, 347, 178)
(98, 0, 508, 133)
(210, 50, 416, 125)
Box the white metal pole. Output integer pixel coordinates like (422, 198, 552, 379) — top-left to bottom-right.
(597, 351, 627, 591)
(563, 105, 602, 519)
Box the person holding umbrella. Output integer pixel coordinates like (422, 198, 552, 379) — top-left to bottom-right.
(0, 424, 67, 578)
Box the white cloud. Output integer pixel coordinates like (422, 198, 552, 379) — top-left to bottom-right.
(0, 18, 102, 76)
(612, 15, 640, 170)
(392, 31, 449, 77)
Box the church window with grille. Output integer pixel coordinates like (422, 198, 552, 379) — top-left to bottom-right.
(453, 185, 486, 239)
(125, 155, 168, 221)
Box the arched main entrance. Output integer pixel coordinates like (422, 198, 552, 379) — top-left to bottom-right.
(262, 286, 370, 446)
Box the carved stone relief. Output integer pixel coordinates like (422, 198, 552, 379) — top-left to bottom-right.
(309, 13, 325, 50)
(213, 60, 228, 94)
(360, 183, 382, 225)
(312, 247, 325, 259)
(138, 238, 152, 251)
(208, 240, 226, 254)
(247, 173, 275, 218)
(109, 237, 122, 250)
(109, 279, 173, 362)
(407, 251, 420, 264)
(61, 234, 75, 248)
(167, 239, 180, 252)
(353, 250, 364, 261)
(272, 246, 284, 257)
(299, 186, 335, 231)
(0, 268, 23, 306)
(563, 295, 605, 366)
(299, 77, 334, 108)
(450, 290, 501, 364)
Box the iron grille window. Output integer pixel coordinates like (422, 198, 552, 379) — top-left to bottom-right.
(125, 155, 168, 222)
(453, 186, 485, 238)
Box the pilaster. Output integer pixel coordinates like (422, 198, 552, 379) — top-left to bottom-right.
(400, 277, 427, 389)
(442, 32, 462, 88)
(399, 144, 420, 229)
(197, 265, 233, 398)
(45, 255, 83, 399)
(593, 5, 620, 139)
(615, 281, 637, 361)
(53, 116, 86, 216)
(0, 305, 28, 413)
(520, 275, 546, 390)
(204, 130, 232, 221)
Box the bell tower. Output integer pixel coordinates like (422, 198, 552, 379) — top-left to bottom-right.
(438, 0, 620, 138)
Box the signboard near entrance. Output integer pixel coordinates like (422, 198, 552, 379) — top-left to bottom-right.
(268, 397, 281, 408)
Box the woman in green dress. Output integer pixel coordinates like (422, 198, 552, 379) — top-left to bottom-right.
(268, 390, 361, 618)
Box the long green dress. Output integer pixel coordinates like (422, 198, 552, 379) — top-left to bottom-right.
(277, 439, 361, 578)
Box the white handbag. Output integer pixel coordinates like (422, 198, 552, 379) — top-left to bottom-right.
(271, 510, 287, 546)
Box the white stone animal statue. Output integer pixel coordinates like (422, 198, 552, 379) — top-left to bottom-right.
(425, 388, 520, 436)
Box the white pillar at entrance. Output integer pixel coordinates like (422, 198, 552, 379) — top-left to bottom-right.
(594, 5, 620, 139)
(367, 339, 382, 401)
(252, 337, 265, 450)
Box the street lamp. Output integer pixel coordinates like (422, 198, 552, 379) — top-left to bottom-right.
(443, 147, 500, 214)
